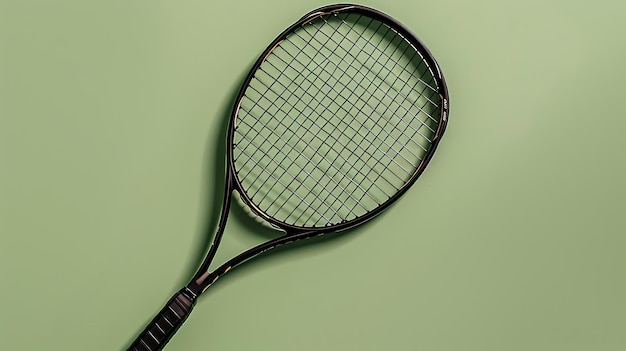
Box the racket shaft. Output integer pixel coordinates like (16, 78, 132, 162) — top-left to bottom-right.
(127, 289, 196, 351)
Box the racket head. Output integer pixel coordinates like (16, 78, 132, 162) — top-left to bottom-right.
(227, 4, 449, 233)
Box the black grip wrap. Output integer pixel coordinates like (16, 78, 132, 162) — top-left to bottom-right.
(128, 289, 196, 351)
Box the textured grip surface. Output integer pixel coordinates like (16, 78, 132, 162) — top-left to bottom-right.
(128, 289, 196, 351)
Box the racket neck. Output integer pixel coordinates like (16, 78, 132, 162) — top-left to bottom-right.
(187, 175, 234, 295)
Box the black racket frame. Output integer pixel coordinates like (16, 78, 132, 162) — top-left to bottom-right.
(127, 4, 448, 351)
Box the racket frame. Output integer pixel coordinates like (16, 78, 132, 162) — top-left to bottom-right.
(128, 4, 448, 350)
(189, 2, 449, 294)
(232, 3, 449, 233)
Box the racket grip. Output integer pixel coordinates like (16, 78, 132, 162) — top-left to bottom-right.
(127, 288, 196, 351)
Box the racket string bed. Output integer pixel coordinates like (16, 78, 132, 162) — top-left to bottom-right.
(234, 13, 441, 227)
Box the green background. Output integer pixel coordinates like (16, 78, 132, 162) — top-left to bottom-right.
(1, 1, 624, 350)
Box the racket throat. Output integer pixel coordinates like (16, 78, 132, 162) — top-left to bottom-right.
(191, 265, 233, 294)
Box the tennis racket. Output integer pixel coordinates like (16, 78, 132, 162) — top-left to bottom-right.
(127, 4, 449, 350)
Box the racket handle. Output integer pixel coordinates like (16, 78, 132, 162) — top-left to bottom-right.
(127, 288, 196, 351)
